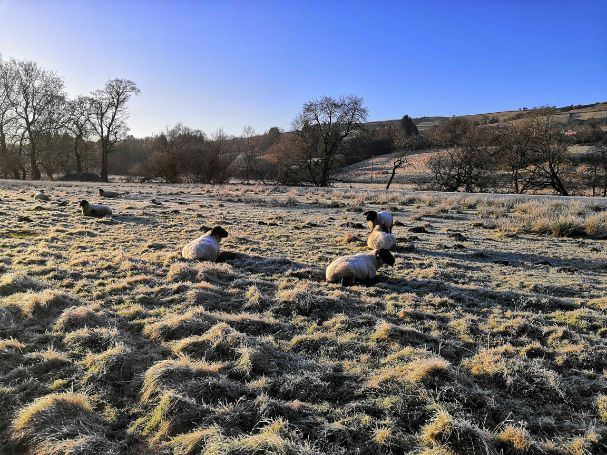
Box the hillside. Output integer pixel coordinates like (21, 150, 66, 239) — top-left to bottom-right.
(365, 101, 607, 133)
(338, 102, 607, 190)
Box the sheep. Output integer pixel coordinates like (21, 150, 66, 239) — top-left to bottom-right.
(326, 249, 395, 285)
(98, 189, 119, 198)
(367, 225, 397, 250)
(364, 210, 394, 233)
(181, 226, 228, 262)
(33, 190, 50, 201)
(79, 200, 112, 218)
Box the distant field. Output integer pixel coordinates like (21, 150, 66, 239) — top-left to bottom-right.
(365, 102, 607, 133)
(337, 145, 598, 191)
(1, 181, 606, 454)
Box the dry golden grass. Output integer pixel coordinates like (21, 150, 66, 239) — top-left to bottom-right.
(0, 180, 606, 454)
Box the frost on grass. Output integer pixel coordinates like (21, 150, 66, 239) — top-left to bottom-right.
(0, 181, 606, 454)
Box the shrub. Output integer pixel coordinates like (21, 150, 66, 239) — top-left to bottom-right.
(585, 212, 607, 238)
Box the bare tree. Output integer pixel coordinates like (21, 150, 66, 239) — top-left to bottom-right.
(88, 79, 139, 182)
(238, 125, 261, 183)
(385, 135, 425, 190)
(427, 125, 495, 192)
(192, 129, 238, 184)
(0, 59, 20, 178)
(293, 95, 367, 186)
(524, 108, 571, 196)
(266, 133, 305, 185)
(148, 123, 206, 183)
(580, 145, 607, 197)
(64, 96, 92, 174)
(3, 59, 65, 180)
(497, 120, 535, 193)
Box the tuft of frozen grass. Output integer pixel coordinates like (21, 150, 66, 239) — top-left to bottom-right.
(11, 393, 118, 454)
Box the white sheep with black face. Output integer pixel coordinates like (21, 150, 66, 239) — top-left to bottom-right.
(326, 249, 395, 285)
(367, 225, 397, 250)
(79, 200, 113, 217)
(33, 190, 50, 201)
(365, 210, 394, 233)
(181, 226, 229, 262)
(98, 189, 119, 198)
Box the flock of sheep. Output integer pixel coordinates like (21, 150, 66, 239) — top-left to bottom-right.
(181, 208, 397, 285)
(33, 189, 398, 286)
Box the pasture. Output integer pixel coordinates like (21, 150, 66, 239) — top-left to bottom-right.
(1, 180, 606, 454)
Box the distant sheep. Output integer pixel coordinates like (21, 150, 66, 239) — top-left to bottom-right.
(365, 210, 393, 233)
(98, 189, 119, 198)
(326, 249, 395, 285)
(182, 226, 228, 262)
(33, 190, 50, 201)
(79, 200, 112, 218)
(367, 225, 397, 250)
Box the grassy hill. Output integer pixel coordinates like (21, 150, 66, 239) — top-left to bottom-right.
(365, 101, 607, 133)
(338, 102, 607, 190)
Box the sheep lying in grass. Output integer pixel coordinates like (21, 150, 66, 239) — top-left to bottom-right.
(98, 189, 119, 198)
(182, 226, 228, 262)
(33, 190, 50, 201)
(365, 210, 393, 233)
(326, 249, 395, 285)
(79, 200, 112, 218)
(367, 225, 397, 250)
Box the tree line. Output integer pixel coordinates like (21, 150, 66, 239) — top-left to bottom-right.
(1, 57, 605, 195)
(0, 57, 139, 182)
(423, 108, 607, 196)
(112, 94, 396, 186)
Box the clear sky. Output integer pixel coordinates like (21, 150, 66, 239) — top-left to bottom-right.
(1, 0, 605, 137)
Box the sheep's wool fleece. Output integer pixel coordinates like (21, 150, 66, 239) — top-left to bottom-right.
(83, 203, 112, 217)
(368, 229, 396, 250)
(368, 211, 393, 231)
(326, 253, 378, 283)
(34, 192, 49, 201)
(101, 190, 118, 198)
(182, 233, 220, 261)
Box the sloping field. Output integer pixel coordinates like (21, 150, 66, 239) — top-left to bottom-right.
(336, 145, 598, 189)
(1, 181, 606, 454)
(365, 102, 607, 133)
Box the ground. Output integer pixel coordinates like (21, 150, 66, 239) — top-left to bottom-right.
(0, 180, 606, 454)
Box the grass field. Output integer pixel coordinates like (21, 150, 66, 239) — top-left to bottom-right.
(1, 180, 606, 454)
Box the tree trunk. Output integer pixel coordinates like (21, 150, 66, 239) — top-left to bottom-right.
(73, 138, 83, 174)
(0, 129, 19, 179)
(319, 159, 330, 187)
(24, 124, 41, 180)
(592, 165, 597, 197)
(386, 164, 399, 190)
(512, 167, 520, 193)
(30, 144, 41, 180)
(100, 140, 109, 182)
(550, 173, 568, 196)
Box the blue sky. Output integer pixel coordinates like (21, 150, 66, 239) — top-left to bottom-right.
(0, 0, 605, 137)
